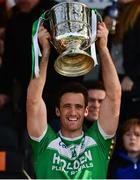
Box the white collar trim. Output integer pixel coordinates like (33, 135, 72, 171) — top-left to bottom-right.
(59, 131, 84, 141)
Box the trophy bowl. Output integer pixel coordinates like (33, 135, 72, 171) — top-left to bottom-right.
(45, 2, 98, 77)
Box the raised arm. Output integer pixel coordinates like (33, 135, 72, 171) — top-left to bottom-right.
(26, 26, 51, 138)
(96, 22, 121, 135)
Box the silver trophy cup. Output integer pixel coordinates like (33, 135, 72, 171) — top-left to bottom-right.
(44, 2, 102, 77)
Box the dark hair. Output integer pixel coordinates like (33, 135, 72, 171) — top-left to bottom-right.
(84, 80, 105, 91)
(117, 1, 140, 41)
(56, 81, 88, 108)
(121, 118, 140, 135)
(102, 3, 119, 20)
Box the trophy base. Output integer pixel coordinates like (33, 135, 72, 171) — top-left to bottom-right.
(54, 51, 94, 77)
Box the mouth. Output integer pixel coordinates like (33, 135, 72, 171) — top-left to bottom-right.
(130, 142, 135, 145)
(68, 117, 78, 121)
(89, 107, 99, 113)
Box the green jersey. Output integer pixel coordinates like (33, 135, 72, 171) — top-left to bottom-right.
(30, 122, 112, 179)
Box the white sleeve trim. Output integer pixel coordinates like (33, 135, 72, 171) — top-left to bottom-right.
(30, 125, 48, 142)
(97, 121, 115, 140)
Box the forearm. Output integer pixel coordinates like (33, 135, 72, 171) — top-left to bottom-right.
(27, 53, 49, 137)
(28, 54, 49, 101)
(98, 47, 121, 135)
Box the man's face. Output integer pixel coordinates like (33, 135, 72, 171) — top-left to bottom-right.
(16, 0, 39, 12)
(87, 89, 106, 122)
(56, 93, 88, 135)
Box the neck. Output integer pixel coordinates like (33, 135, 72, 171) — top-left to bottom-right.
(128, 152, 140, 161)
(60, 128, 83, 139)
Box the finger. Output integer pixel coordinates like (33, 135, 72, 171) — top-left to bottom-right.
(39, 29, 49, 38)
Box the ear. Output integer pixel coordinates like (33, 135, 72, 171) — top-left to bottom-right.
(55, 107, 60, 117)
(84, 106, 88, 117)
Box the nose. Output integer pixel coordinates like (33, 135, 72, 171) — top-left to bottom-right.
(130, 133, 136, 140)
(90, 100, 100, 109)
(94, 100, 100, 107)
(70, 106, 77, 115)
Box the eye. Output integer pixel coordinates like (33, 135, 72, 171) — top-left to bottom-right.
(88, 97, 96, 103)
(88, 97, 104, 103)
(135, 133, 140, 137)
(98, 99, 104, 103)
(75, 104, 83, 109)
(125, 132, 131, 136)
(63, 104, 71, 109)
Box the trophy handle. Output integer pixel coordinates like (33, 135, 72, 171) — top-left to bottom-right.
(92, 9, 103, 43)
(44, 9, 51, 21)
(82, 9, 102, 51)
(94, 9, 103, 23)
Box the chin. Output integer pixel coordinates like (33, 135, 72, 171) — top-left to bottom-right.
(88, 117, 97, 121)
(68, 125, 81, 131)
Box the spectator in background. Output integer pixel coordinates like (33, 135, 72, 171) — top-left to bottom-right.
(103, 0, 140, 126)
(108, 118, 140, 179)
(118, 0, 134, 4)
(0, 1, 27, 178)
(0, 0, 7, 67)
(6, 0, 16, 10)
(0, 0, 57, 177)
(103, 1, 125, 82)
(84, 81, 106, 130)
(117, 0, 140, 124)
(0, 0, 40, 132)
(0, 0, 13, 124)
(0, 0, 57, 143)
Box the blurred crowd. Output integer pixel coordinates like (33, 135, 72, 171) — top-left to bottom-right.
(0, 0, 140, 179)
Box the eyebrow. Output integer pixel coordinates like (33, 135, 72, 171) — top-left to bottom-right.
(88, 97, 105, 101)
